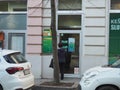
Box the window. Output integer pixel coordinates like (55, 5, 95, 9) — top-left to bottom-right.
(8, 33, 25, 55)
(0, 14, 26, 30)
(58, 15, 81, 30)
(0, 1, 27, 30)
(109, 0, 120, 64)
(111, 0, 120, 10)
(0, 2, 8, 11)
(10, 1, 27, 12)
(58, 0, 82, 10)
(0, 1, 27, 12)
(4, 52, 27, 64)
(109, 13, 120, 64)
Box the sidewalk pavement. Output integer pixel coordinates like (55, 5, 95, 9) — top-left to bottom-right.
(33, 77, 81, 90)
(35, 77, 80, 85)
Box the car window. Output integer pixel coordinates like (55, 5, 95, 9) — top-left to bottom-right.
(4, 52, 27, 64)
(111, 59, 120, 68)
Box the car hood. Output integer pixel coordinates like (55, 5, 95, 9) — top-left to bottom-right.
(83, 66, 115, 76)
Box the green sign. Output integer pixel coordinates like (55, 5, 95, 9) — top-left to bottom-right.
(42, 29, 52, 53)
(109, 13, 120, 64)
(110, 13, 120, 37)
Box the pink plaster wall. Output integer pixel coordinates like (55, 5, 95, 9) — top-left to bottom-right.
(27, 27, 42, 35)
(28, 0, 42, 7)
(27, 36, 42, 44)
(28, 8, 42, 17)
(27, 17, 42, 26)
(27, 0, 43, 54)
(27, 45, 42, 54)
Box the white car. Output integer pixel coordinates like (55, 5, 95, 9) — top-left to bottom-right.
(79, 60, 120, 90)
(0, 49, 34, 90)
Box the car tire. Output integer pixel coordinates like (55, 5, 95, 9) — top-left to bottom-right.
(96, 86, 118, 90)
(0, 84, 3, 90)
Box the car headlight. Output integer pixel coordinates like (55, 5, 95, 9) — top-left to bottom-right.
(82, 71, 99, 85)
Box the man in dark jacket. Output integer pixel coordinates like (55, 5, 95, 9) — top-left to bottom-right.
(58, 43, 66, 80)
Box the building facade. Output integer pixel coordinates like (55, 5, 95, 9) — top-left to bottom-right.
(1, 0, 120, 79)
(27, 0, 109, 78)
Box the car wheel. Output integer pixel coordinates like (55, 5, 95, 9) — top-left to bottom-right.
(96, 86, 118, 90)
(0, 84, 3, 90)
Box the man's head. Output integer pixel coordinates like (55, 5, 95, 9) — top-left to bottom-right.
(58, 43, 63, 48)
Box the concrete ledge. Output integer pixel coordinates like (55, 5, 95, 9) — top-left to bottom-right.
(33, 82, 79, 90)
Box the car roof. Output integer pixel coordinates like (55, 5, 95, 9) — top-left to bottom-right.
(0, 49, 19, 56)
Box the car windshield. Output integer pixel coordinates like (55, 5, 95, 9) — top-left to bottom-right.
(110, 59, 120, 68)
(4, 52, 27, 64)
